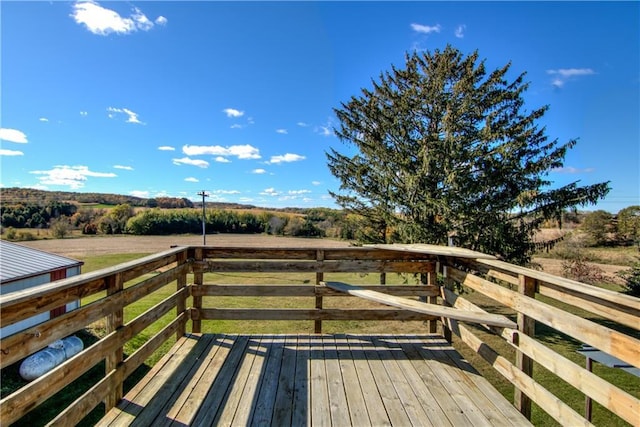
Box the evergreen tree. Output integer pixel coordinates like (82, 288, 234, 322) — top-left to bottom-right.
(327, 46, 609, 264)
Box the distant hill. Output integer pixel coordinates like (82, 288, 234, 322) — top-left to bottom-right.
(0, 187, 288, 211)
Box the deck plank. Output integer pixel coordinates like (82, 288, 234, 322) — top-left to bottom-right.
(346, 335, 391, 426)
(100, 334, 532, 427)
(309, 335, 331, 427)
(382, 336, 454, 427)
(270, 335, 299, 426)
(166, 334, 235, 427)
(322, 335, 351, 426)
(250, 335, 284, 425)
(291, 334, 310, 427)
(334, 335, 370, 426)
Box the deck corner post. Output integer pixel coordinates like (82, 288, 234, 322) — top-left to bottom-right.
(176, 249, 188, 339)
(192, 247, 204, 333)
(105, 272, 124, 412)
(426, 269, 438, 334)
(514, 273, 536, 419)
(438, 262, 453, 343)
(315, 249, 325, 334)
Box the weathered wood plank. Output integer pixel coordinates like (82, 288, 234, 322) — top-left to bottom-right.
(197, 259, 434, 274)
(369, 243, 497, 260)
(322, 335, 351, 426)
(193, 284, 440, 297)
(230, 336, 271, 426)
(291, 334, 310, 427)
(370, 335, 434, 426)
(323, 281, 516, 328)
(444, 288, 640, 427)
(190, 335, 250, 426)
(383, 336, 454, 427)
(200, 307, 436, 321)
(251, 335, 285, 425)
(309, 335, 331, 427)
(361, 335, 412, 426)
(447, 267, 640, 369)
(346, 336, 391, 426)
(167, 335, 236, 427)
(334, 334, 370, 427)
(201, 247, 436, 261)
(270, 335, 299, 426)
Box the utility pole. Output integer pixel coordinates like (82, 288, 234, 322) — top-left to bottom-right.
(197, 190, 209, 245)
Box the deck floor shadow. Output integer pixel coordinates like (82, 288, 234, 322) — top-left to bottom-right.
(97, 334, 532, 427)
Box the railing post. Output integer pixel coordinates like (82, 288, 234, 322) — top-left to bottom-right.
(192, 248, 203, 334)
(176, 249, 188, 339)
(315, 249, 324, 334)
(515, 273, 536, 419)
(105, 272, 124, 412)
(438, 262, 453, 343)
(426, 269, 438, 334)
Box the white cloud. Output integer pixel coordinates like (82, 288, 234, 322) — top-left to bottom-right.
(276, 129, 288, 134)
(0, 128, 28, 143)
(213, 189, 241, 195)
(252, 168, 267, 174)
(455, 24, 466, 38)
(260, 188, 280, 196)
(185, 177, 199, 182)
(0, 149, 24, 156)
(546, 68, 595, 88)
(130, 190, 149, 198)
(297, 122, 309, 127)
(71, 1, 166, 36)
(158, 145, 176, 151)
(215, 156, 231, 163)
(223, 108, 244, 118)
(172, 157, 209, 168)
(39, 117, 49, 122)
(312, 181, 321, 186)
(107, 107, 144, 124)
(30, 165, 117, 189)
(552, 166, 595, 174)
(230, 124, 244, 129)
(269, 153, 306, 164)
(411, 23, 441, 34)
(80, 111, 88, 116)
(183, 144, 261, 160)
(114, 165, 133, 170)
(288, 189, 311, 195)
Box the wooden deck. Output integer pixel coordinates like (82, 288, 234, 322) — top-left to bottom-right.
(97, 334, 531, 426)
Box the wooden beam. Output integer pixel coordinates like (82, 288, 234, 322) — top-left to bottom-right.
(322, 281, 516, 328)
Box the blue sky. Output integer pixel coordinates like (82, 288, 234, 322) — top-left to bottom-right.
(1, 1, 638, 212)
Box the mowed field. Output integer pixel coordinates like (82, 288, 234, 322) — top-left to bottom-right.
(19, 234, 352, 258)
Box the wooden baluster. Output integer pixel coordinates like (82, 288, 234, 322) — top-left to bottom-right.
(315, 249, 324, 334)
(105, 272, 124, 412)
(427, 270, 438, 334)
(176, 249, 188, 339)
(439, 262, 453, 343)
(515, 273, 536, 419)
(192, 248, 204, 334)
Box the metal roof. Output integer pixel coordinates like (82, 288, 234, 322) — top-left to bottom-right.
(0, 240, 83, 284)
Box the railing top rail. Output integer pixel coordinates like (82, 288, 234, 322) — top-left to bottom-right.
(474, 258, 639, 309)
(0, 246, 188, 309)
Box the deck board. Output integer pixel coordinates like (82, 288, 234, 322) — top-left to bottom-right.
(98, 334, 532, 427)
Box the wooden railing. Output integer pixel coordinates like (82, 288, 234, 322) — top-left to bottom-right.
(0, 245, 638, 426)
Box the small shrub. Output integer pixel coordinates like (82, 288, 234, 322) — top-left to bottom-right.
(561, 258, 605, 284)
(5, 227, 17, 240)
(17, 231, 36, 241)
(617, 263, 640, 297)
(50, 218, 70, 239)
